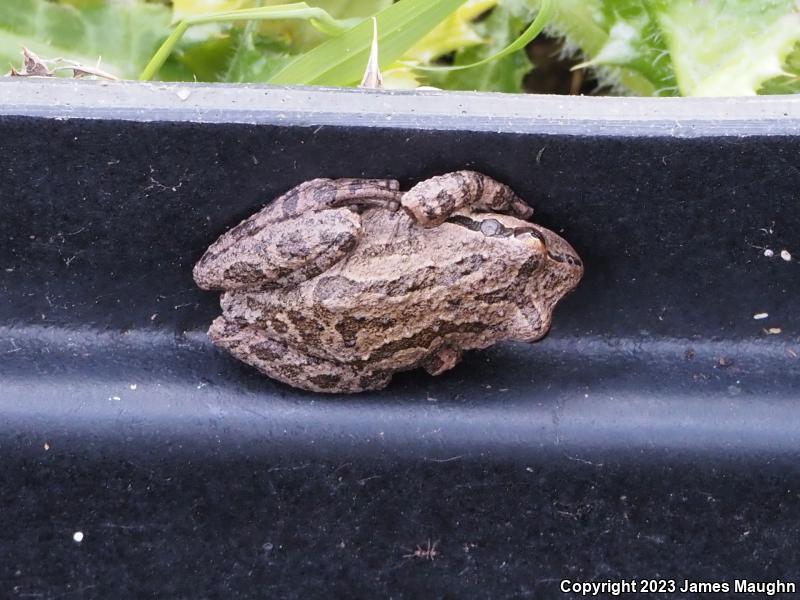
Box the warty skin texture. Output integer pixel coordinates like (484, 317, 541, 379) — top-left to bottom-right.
(194, 172, 583, 393)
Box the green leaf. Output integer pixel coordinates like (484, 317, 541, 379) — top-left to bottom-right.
(403, 0, 495, 64)
(759, 43, 800, 95)
(173, 0, 391, 52)
(163, 32, 240, 82)
(267, 0, 469, 86)
(139, 4, 358, 81)
(651, 0, 800, 96)
(428, 0, 536, 93)
(222, 21, 295, 82)
(145, 0, 392, 82)
(528, 0, 800, 97)
(0, 0, 173, 80)
(414, 0, 550, 88)
(527, 0, 677, 96)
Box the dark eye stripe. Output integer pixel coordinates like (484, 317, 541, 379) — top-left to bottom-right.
(513, 227, 546, 244)
(446, 215, 514, 237)
(446, 216, 582, 267)
(446, 215, 483, 232)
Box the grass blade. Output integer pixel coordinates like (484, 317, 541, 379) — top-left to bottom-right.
(267, 0, 468, 86)
(412, 0, 552, 73)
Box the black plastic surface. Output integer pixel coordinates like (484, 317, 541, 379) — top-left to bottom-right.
(2, 81, 800, 598)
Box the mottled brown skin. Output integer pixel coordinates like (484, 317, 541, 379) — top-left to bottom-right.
(194, 171, 583, 393)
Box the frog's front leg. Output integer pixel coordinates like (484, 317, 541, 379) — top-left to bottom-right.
(270, 178, 402, 219)
(401, 171, 533, 227)
(194, 178, 402, 291)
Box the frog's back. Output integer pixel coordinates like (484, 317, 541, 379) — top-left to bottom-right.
(220, 207, 541, 369)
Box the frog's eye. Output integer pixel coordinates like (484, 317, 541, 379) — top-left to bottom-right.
(446, 215, 509, 236)
(479, 218, 503, 236)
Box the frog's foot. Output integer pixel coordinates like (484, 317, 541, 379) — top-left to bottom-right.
(402, 171, 533, 227)
(209, 317, 393, 394)
(420, 344, 463, 376)
(274, 178, 403, 219)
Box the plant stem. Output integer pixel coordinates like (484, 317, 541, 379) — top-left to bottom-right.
(138, 3, 355, 81)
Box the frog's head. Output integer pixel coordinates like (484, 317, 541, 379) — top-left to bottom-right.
(447, 211, 583, 341)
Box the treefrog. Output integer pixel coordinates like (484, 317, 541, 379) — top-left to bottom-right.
(194, 171, 583, 393)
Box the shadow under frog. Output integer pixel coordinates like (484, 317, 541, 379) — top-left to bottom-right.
(193, 171, 583, 393)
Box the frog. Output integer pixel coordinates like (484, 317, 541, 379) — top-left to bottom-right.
(193, 171, 583, 393)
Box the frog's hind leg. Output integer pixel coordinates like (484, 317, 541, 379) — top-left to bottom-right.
(209, 317, 393, 393)
(194, 178, 403, 291)
(194, 206, 364, 291)
(401, 171, 533, 227)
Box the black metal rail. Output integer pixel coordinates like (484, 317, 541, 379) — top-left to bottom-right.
(2, 80, 799, 598)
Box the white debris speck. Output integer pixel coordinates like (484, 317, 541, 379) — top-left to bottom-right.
(43, 442, 50, 451)
(129, 384, 137, 391)
(109, 395, 121, 401)
(73, 531, 84, 543)
(175, 88, 191, 101)
(764, 249, 774, 257)
(753, 313, 769, 320)
(781, 250, 792, 261)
